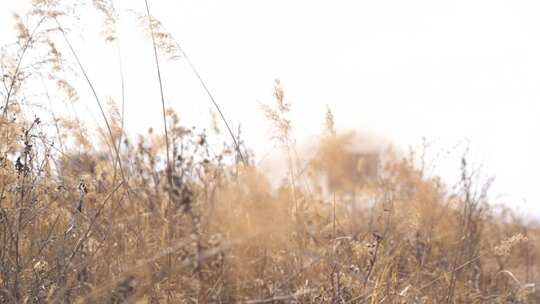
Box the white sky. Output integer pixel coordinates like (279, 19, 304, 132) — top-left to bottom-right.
(2, 1, 540, 218)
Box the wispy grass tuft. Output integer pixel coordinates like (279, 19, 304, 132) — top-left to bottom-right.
(0, 2, 538, 303)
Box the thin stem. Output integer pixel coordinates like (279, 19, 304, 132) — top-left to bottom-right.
(144, 0, 172, 192)
(2, 16, 47, 117)
(53, 18, 129, 192)
(159, 23, 246, 165)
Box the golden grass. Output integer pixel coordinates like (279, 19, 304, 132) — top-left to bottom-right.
(0, 2, 538, 303)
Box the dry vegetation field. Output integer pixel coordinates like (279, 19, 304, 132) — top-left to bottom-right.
(0, 1, 539, 303)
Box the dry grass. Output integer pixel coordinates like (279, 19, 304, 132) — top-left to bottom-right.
(0, 2, 539, 303)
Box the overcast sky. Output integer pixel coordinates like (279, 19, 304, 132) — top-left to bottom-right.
(2, 1, 540, 218)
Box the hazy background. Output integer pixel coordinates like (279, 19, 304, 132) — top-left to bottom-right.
(2, 0, 539, 217)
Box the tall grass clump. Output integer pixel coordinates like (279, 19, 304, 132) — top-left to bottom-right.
(0, 1, 538, 303)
